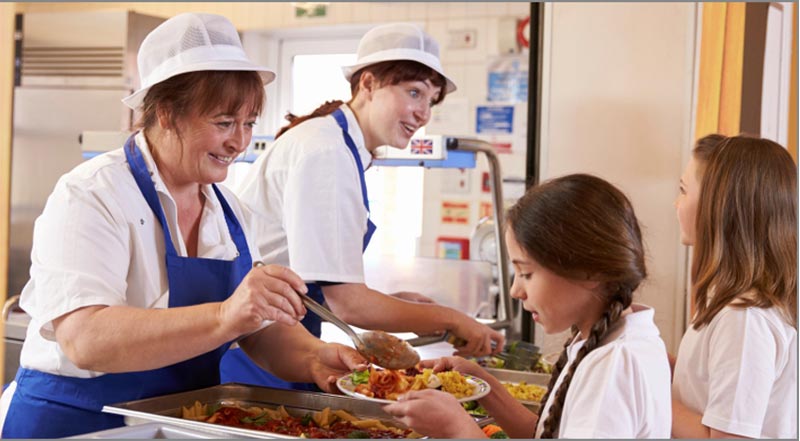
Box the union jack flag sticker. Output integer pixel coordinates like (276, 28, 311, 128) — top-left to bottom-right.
(409, 138, 434, 155)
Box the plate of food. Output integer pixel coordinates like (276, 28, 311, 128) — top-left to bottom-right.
(337, 367, 490, 404)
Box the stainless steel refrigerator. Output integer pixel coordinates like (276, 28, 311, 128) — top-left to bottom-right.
(6, 11, 162, 382)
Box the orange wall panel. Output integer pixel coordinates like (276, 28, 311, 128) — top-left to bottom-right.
(789, 4, 797, 162)
(695, 3, 727, 138)
(0, 0, 14, 393)
(718, 3, 745, 136)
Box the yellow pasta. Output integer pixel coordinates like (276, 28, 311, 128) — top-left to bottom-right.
(180, 401, 208, 420)
(352, 419, 388, 430)
(502, 381, 547, 402)
(277, 405, 290, 419)
(435, 370, 475, 398)
(332, 409, 357, 422)
(313, 407, 330, 427)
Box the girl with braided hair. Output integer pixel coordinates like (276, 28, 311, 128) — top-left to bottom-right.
(385, 174, 672, 438)
(671, 135, 797, 438)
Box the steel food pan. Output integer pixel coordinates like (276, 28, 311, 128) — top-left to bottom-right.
(71, 422, 233, 439)
(484, 368, 551, 386)
(484, 368, 550, 413)
(103, 382, 489, 438)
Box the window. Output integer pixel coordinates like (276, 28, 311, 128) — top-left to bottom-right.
(277, 38, 359, 121)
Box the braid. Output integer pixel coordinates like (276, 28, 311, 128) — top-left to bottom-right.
(506, 175, 646, 437)
(538, 292, 629, 438)
(274, 100, 345, 139)
(536, 328, 575, 426)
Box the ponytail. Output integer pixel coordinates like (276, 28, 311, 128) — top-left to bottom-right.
(274, 100, 344, 139)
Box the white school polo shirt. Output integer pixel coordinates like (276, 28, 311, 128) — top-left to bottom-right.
(535, 304, 672, 438)
(673, 305, 797, 438)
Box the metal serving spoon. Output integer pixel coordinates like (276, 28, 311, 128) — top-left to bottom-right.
(298, 292, 420, 370)
(251, 262, 420, 369)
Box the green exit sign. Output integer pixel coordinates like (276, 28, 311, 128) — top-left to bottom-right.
(294, 3, 328, 18)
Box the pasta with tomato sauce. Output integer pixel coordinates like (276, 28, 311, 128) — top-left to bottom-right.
(353, 367, 475, 400)
(180, 401, 419, 438)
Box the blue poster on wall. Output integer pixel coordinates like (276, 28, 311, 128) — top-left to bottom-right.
(476, 105, 514, 134)
(487, 55, 528, 103)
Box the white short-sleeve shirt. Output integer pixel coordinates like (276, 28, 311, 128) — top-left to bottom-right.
(17, 132, 264, 378)
(672, 305, 797, 438)
(235, 104, 372, 283)
(535, 304, 672, 438)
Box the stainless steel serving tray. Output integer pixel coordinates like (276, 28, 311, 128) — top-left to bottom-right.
(484, 368, 551, 386)
(102, 383, 490, 439)
(71, 422, 233, 439)
(484, 368, 550, 412)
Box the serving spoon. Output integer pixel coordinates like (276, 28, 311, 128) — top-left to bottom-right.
(252, 262, 420, 370)
(298, 292, 420, 370)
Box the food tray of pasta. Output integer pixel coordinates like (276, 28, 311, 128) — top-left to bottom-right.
(462, 368, 550, 416)
(102, 382, 490, 439)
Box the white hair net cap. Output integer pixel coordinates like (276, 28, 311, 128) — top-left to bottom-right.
(342, 23, 456, 94)
(122, 12, 275, 110)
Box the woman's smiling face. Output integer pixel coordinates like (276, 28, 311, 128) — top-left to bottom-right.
(159, 106, 257, 187)
(362, 76, 441, 150)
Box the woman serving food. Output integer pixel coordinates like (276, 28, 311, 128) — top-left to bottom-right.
(0, 13, 365, 438)
(225, 21, 504, 390)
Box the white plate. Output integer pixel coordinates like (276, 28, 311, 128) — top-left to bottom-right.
(336, 373, 491, 404)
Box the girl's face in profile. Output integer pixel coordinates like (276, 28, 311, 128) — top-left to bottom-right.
(506, 228, 603, 339)
(676, 157, 702, 246)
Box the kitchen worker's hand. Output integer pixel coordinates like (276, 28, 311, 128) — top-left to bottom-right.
(383, 389, 485, 438)
(418, 356, 489, 379)
(390, 291, 437, 304)
(310, 343, 368, 393)
(219, 264, 307, 336)
(391, 292, 447, 337)
(450, 318, 505, 357)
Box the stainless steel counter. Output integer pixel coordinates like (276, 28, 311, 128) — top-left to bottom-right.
(363, 254, 495, 319)
(319, 322, 497, 361)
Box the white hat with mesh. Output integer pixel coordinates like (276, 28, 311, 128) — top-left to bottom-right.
(342, 23, 457, 95)
(122, 13, 276, 110)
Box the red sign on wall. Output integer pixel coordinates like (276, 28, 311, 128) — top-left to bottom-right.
(491, 142, 512, 154)
(441, 201, 470, 224)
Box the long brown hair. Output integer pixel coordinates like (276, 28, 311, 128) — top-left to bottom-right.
(135, 70, 265, 133)
(274, 60, 446, 139)
(506, 174, 646, 438)
(691, 135, 797, 329)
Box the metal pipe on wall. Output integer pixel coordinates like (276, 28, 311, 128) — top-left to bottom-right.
(448, 138, 513, 332)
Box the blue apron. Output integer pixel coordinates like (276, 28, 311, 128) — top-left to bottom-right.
(2, 136, 252, 438)
(220, 108, 376, 389)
